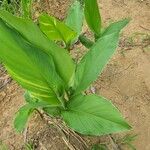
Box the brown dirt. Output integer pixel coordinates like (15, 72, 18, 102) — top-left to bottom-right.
(0, 0, 150, 149)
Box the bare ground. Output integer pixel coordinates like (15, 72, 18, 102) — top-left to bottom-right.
(0, 0, 150, 149)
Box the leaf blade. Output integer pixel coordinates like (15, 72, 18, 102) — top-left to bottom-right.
(24, 91, 61, 116)
(14, 104, 34, 133)
(0, 10, 75, 84)
(74, 19, 129, 94)
(102, 19, 130, 36)
(0, 19, 62, 105)
(74, 32, 119, 94)
(39, 13, 77, 45)
(65, 0, 84, 43)
(84, 0, 101, 35)
(62, 94, 131, 136)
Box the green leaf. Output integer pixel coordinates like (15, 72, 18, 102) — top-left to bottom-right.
(65, 0, 84, 43)
(101, 19, 130, 36)
(24, 91, 61, 117)
(14, 92, 60, 132)
(91, 144, 107, 150)
(84, 0, 101, 36)
(74, 32, 119, 94)
(43, 107, 61, 117)
(79, 34, 94, 48)
(62, 94, 131, 136)
(0, 10, 75, 84)
(0, 141, 8, 150)
(24, 91, 53, 107)
(24, 143, 34, 150)
(21, 0, 32, 18)
(0, 19, 63, 105)
(39, 13, 77, 45)
(24, 91, 36, 103)
(119, 134, 137, 150)
(74, 19, 129, 93)
(14, 104, 34, 133)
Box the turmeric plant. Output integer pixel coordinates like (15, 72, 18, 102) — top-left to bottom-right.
(0, 0, 131, 136)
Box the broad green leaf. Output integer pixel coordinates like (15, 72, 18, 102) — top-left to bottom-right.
(0, 19, 63, 105)
(101, 19, 130, 36)
(74, 32, 119, 94)
(43, 107, 61, 117)
(74, 19, 129, 94)
(14, 102, 60, 133)
(14, 104, 34, 132)
(14, 95, 52, 133)
(62, 94, 131, 136)
(24, 91, 54, 107)
(39, 13, 77, 45)
(24, 91, 61, 116)
(0, 10, 75, 84)
(84, 0, 101, 36)
(65, 0, 84, 43)
(24, 91, 36, 103)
